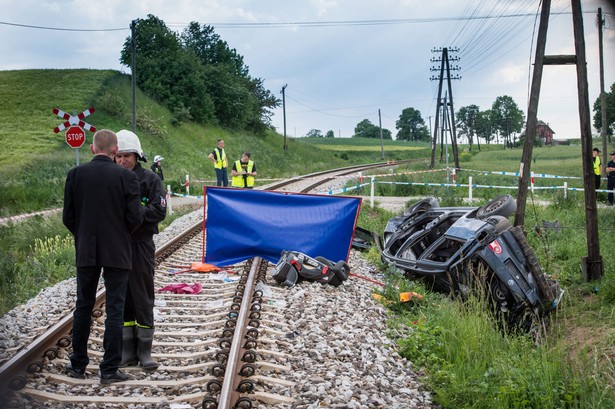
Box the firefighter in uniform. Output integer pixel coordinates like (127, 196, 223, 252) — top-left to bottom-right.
(208, 139, 228, 186)
(115, 130, 167, 371)
(150, 155, 164, 181)
(231, 152, 257, 188)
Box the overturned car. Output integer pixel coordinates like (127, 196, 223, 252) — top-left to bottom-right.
(380, 195, 563, 330)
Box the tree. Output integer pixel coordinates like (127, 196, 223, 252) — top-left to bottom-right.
(396, 108, 430, 142)
(325, 130, 335, 138)
(593, 81, 615, 139)
(119, 15, 279, 134)
(475, 109, 493, 146)
(353, 119, 392, 139)
(305, 129, 323, 138)
(456, 105, 480, 151)
(491, 96, 524, 148)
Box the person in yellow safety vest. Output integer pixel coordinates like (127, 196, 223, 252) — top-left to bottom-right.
(208, 139, 228, 187)
(231, 152, 257, 188)
(593, 147, 602, 192)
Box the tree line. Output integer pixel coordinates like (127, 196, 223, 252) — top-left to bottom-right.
(119, 15, 279, 135)
(306, 84, 615, 146)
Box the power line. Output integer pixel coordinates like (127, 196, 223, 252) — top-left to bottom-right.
(0, 20, 126, 32)
(0, 11, 579, 33)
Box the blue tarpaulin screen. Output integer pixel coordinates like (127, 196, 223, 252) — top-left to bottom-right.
(204, 187, 362, 266)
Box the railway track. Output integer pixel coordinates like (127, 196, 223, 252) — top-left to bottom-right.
(0, 161, 434, 409)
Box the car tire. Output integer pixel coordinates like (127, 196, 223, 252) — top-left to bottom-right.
(509, 226, 554, 301)
(476, 195, 516, 219)
(485, 215, 512, 233)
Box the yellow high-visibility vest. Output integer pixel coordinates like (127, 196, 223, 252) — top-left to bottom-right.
(213, 148, 227, 169)
(232, 160, 254, 187)
(594, 156, 601, 176)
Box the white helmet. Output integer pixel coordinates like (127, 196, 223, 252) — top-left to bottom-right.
(116, 130, 146, 162)
(154, 155, 164, 163)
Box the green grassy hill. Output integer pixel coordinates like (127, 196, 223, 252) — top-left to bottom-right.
(0, 69, 381, 217)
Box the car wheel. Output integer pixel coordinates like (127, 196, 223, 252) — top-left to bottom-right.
(485, 215, 512, 233)
(476, 195, 516, 219)
(487, 275, 512, 310)
(515, 308, 545, 339)
(509, 226, 554, 301)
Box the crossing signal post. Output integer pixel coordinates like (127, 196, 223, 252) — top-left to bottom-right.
(53, 107, 96, 166)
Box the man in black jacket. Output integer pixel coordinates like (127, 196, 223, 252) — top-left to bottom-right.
(63, 129, 142, 384)
(115, 130, 167, 371)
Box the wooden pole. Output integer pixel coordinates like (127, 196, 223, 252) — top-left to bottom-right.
(514, 0, 551, 228)
(572, 0, 602, 280)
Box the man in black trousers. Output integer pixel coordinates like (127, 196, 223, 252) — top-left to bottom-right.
(62, 129, 142, 384)
(115, 129, 166, 371)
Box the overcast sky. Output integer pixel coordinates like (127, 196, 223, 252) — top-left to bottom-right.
(1, 0, 614, 140)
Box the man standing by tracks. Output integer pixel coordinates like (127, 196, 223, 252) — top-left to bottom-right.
(62, 129, 142, 384)
(209, 139, 228, 187)
(115, 130, 167, 371)
(231, 152, 257, 188)
(607, 151, 615, 206)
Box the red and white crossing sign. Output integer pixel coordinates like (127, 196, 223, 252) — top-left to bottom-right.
(65, 126, 86, 149)
(53, 107, 96, 134)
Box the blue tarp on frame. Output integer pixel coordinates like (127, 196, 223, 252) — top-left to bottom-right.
(204, 187, 362, 266)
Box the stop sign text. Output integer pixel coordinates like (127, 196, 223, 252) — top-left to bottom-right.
(65, 126, 86, 148)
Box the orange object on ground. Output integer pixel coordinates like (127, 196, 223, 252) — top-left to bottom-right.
(399, 292, 423, 302)
(191, 262, 221, 273)
(372, 291, 424, 304)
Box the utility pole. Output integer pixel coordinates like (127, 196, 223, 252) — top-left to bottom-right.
(598, 8, 608, 163)
(378, 109, 384, 160)
(281, 84, 288, 151)
(130, 19, 138, 133)
(428, 115, 432, 139)
(430, 47, 461, 169)
(514, 0, 602, 281)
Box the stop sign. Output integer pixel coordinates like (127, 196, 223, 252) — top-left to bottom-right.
(65, 126, 86, 148)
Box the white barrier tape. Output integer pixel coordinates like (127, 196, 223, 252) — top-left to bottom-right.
(325, 182, 371, 195)
(170, 192, 204, 199)
(367, 180, 614, 194)
(457, 167, 582, 180)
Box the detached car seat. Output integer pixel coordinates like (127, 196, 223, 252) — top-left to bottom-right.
(271, 250, 351, 287)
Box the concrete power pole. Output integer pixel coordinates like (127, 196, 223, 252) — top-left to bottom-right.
(514, 0, 602, 281)
(281, 84, 288, 151)
(378, 109, 384, 160)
